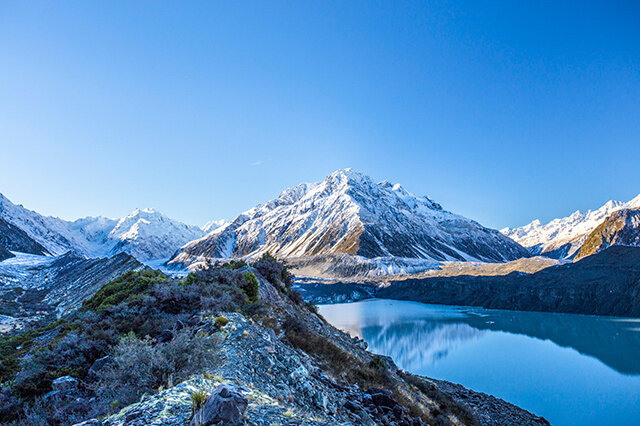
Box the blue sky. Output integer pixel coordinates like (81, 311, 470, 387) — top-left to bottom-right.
(1, 1, 639, 229)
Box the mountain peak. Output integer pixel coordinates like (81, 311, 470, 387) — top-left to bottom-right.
(169, 170, 528, 268)
(502, 193, 640, 259)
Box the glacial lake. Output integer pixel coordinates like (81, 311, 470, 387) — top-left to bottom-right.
(318, 299, 640, 426)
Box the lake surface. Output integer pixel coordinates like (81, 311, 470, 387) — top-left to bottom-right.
(319, 299, 640, 426)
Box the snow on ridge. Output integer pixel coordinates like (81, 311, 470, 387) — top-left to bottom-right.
(169, 168, 528, 267)
(501, 194, 640, 257)
(0, 193, 207, 262)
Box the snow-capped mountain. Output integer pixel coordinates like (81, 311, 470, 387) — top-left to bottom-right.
(168, 169, 529, 269)
(201, 219, 229, 234)
(574, 208, 640, 261)
(0, 193, 205, 261)
(501, 194, 640, 259)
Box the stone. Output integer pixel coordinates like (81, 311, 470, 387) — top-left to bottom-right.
(369, 391, 397, 409)
(86, 355, 112, 381)
(191, 384, 248, 426)
(72, 420, 101, 426)
(51, 376, 78, 393)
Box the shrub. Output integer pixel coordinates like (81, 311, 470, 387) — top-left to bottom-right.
(214, 316, 229, 327)
(190, 389, 209, 413)
(95, 328, 217, 410)
(252, 253, 291, 288)
(240, 272, 259, 303)
(180, 273, 197, 286)
(82, 270, 167, 312)
(369, 355, 385, 370)
(288, 289, 304, 305)
(221, 260, 247, 270)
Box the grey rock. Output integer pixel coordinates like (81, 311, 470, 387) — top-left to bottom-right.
(72, 420, 101, 426)
(52, 375, 78, 393)
(87, 355, 112, 381)
(191, 384, 248, 426)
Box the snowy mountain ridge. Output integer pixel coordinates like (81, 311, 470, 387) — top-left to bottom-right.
(0, 193, 211, 261)
(501, 194, 640, 259)
(168, 169, 529, 270)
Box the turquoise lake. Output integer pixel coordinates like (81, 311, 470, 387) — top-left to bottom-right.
(319, 299, 640, 426)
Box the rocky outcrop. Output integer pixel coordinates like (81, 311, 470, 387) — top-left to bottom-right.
(100, 311, 547, 425)
(190, 384, 248, 426)
(0, 217, 50, 256)
(574, 208, 640, 260)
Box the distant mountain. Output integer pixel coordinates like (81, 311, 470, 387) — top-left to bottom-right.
(201, 219, 229, 234)
(574, 208, 640, 261)
(501, 194, 640, 259)
(103, 208, 205, 261)
(169, 169, 529, 269)
(0, 193, 204, 261)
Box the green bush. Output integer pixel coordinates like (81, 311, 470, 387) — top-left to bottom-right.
(221, 259, 247, 270)
(82, 270, 167, 311)
(240, 272, 259, 303)
(214, 316, 229, 327)
(180, 273, 197, 286)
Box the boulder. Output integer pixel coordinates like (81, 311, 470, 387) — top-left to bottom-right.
(51, 376, 78, 393)
(191, 384, 248, 426)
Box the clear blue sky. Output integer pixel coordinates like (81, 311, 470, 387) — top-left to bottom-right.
(1, 1, 639, 229)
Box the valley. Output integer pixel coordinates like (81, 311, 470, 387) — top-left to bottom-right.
(1, 169, 639, 425)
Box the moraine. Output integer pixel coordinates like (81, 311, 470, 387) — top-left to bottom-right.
(319, 299, 640, 426)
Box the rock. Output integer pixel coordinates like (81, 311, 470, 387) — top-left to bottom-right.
(368, 390, 397, 409)
(87, 355, 112, 381)
(191, 384, 248, 426)
(289, 365, 309, 382)
(51, 376, 78, 393)
(72, 420, 101, 426)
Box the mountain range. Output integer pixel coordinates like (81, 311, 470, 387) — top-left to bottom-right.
(167, 169, 529, 270)
(0, 193, 221, 261)
(501, 194, 640, 259)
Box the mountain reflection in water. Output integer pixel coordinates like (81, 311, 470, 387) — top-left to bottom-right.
(319, 299, 640, 426)
(321, 299, 640, 375)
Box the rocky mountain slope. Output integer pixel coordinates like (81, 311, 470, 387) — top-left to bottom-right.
(0, 246, 13, 262)
(0, 193, 205, 261)
(574, 208, 640, 260)
(169, 169, 529, 270)
(0, 251, 142, 329)
(0, 218, 49, 256)
(299, 246, 640, 317)
(377, 245, 640, 317)
(501, 194, 640, 259)
(0, 258, 547, 425)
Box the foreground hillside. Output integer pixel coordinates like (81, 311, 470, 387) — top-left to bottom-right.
(169, 169, 529, 272)
(0, 257, 547, 425)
